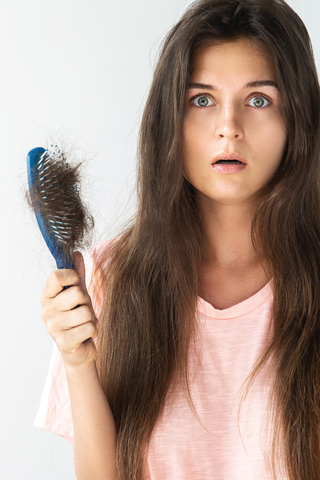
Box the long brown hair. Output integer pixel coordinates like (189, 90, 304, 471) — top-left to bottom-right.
(90, 1, 320, 478)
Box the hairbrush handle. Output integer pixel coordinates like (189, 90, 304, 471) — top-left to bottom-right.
(27, 147, 75, 272)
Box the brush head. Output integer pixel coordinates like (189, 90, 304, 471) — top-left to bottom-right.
(26, 145, 94, 269)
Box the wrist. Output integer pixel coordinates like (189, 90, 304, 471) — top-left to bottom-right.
(64, 360, 97, 381)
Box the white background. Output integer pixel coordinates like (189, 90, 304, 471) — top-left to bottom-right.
(0, 0, 318, 478)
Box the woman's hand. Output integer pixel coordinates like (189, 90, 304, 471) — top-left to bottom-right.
(40, 251, 99, 370)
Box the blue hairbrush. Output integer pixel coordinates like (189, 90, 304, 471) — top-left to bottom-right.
(26, 145, 94, 277)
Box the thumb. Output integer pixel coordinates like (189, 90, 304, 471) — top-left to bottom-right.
(72, 251, 87, 292)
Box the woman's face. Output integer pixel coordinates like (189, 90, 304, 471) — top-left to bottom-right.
(182, 37, 287, 208)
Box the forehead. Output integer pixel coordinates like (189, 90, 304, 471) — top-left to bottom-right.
(191, 38, 274, 77)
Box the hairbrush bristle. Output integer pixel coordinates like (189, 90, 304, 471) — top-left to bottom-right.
(25, 145, 94, 261)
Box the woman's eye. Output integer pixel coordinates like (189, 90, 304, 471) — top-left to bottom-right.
(190, 95, 271, 108)
(191, 95, 214, 108)
(248, 96, 270, 108)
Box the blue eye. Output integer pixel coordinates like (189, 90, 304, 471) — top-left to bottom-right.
(190, 94, 271, 108)
(192, 96, 214, 108)
(248, 96, 270, 108)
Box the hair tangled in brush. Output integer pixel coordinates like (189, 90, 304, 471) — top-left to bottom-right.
(24, 146, 94, 260)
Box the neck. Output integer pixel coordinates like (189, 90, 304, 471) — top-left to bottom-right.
(198, 195, 265, 271)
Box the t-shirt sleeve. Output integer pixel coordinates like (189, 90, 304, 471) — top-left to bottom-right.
(33, 241, 106, 445)
(33, 340, 75, 444)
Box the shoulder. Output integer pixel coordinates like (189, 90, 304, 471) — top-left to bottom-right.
(82, 237, 120, 315)
(82, 237, 118, 272)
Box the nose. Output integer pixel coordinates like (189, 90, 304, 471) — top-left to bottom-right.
(214, 102, 244, 140)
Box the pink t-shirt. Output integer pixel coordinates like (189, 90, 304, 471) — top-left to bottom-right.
(34, 239, 276, 479)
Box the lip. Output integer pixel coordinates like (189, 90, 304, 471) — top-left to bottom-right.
(211, 163, 247, 174)
(212, 152, 247, 165)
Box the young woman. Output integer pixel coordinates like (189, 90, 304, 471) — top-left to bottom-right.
(35, 0, 320, 479)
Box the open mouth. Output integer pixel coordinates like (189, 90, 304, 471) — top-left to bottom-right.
(214, 159, 243, 164)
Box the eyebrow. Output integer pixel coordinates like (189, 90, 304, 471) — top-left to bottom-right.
(189, 80, 279, 91)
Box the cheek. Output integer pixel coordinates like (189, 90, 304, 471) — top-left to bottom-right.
(264, 124, 287, 173)
(182, 119, 207, 159)
(182, 123, 202, 182)
(249, 115, 286, 170)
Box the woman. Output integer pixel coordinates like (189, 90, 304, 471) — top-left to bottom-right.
(35, 0, 320, 479)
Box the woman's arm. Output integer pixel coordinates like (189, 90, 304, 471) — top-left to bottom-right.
(65, 361, 117, 480)
(40, 259, 117, 479)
